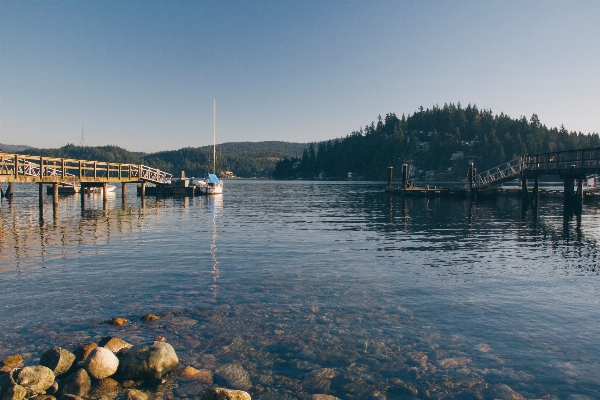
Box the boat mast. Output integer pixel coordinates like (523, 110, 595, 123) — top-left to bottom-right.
(213, 97, 216, 175)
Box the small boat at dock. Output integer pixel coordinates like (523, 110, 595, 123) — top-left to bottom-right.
(46, 183, 81, 195)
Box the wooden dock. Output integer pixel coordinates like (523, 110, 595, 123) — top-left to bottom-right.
(0, 152, 173, 219)
(386, 147, 600, 216)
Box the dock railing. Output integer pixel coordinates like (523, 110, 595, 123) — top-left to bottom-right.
(0, 152, 172, 184)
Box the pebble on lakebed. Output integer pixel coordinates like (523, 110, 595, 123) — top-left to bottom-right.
(0, 336, 252, 400)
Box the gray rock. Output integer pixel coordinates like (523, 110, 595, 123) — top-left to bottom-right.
(214, 364, 252, 391)
(0, 384, 27, 400)
(125, 389, 149, 400)
(59, 369, 91, 398)
(200, 388, 251, 400)
(84, 348, 119, 380)
(119, 342, 178, 381)
(29, 395, 56, 400)
(39, 348, 76, 377)
(16, 366, 55, 396)
(173, 380, 211, 398)
(88, 378, 120, 400)
(72, 343, 98, 363)
(59, 395, 83, 400)
(46, 381, 59, 395)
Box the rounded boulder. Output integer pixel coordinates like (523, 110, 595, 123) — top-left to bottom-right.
(119, 342, 178, 381)
(83, 348, 119, 380)
(40, 347, 76, 377)
(16, 366, 55, 396)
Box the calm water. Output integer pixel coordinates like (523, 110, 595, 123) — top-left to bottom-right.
(1, 181, 600, 399)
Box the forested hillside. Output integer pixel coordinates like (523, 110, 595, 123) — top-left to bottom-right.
(274, 103, 600, 180)
(17, 142, 309, 178)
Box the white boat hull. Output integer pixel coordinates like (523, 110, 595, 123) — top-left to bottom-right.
(201, 183, 223, 195)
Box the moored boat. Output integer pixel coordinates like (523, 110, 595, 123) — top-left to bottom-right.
(200, 98, 224, 195)
(46, 183, 81, 195)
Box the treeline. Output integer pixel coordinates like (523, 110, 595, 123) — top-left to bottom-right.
(19, 142, 309, 178)
(273, 103, 600, 180)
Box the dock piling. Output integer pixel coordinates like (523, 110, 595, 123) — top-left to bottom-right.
(387, 166, 393, 188)
(521, 177, 529, 211)
(38, 183, 44, 220)
(122, 183, 127, 207)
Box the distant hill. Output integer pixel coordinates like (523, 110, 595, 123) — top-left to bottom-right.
(14, 141, 310, 178)
(202, 141, 308, 157)
(0, 143, 34, 152)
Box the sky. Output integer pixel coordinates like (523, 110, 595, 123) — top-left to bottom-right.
(1, 0, 599, 153)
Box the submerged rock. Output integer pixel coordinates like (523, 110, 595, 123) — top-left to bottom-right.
(438, 357, 471, 369)
(311, 395, 340, 400)
(214, 364, 252, 391)
(484, 384, 526, 400)
(88, 378, 120, 400)
(125, 389, 148, 400)
(2, 356, 24, 368)
(84, 348, 119, 380)
(40, 348, 76, 377)
(59, 395, 83, 400)
(180, 367, 213, 384)
(15, 366, 55, 396)
(107, 318, 129, 326)
(59, 369, 91, 398)
(141, 314, 160, 322)
(200, 388, 251, 400)
(99, 337, 132, 354)
(119, 342, 178, 381)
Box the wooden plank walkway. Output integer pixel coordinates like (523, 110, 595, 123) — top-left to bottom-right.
(0, 152, 171, 184)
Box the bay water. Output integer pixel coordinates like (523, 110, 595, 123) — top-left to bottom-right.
(1, 180, 599, 399)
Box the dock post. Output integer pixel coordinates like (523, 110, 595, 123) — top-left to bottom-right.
(38, 183, 44, 220)
(564, 174, 574, 212)
(122, 183, 127, 207)
(387, 166, 393, 188)
(140, 182, 146, 208)
(521, 177, 529, 211)
(53, 183, 59, 207)
(402, 164, 408, 190)
(576, 176, 584, 214)
(468, 163, 475, 199)
(531, 176, 539, 208)
(53, 183, 59, 220)
(80, 186, 86, 212)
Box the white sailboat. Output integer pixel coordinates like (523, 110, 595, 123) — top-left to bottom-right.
(201, 98, 224, 195)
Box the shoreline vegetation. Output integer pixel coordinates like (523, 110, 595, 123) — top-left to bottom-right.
(3, 103, 599, 181)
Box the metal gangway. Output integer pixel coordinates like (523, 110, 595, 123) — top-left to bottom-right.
(470, 158, 522, 190)
(470, 147, 600, 190)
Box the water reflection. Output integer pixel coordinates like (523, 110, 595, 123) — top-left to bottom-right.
(208, 195, 222, 302)
(2, 182, 600, 399)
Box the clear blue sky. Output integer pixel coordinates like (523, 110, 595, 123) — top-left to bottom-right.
(1, 0, 599, 153)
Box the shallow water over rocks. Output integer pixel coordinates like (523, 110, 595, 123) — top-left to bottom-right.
(1, 181, 600, 399)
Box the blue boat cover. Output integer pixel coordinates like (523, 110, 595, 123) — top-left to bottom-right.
(207, 174, 221, 184)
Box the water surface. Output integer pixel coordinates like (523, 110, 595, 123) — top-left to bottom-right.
(1, 181, 599, 399)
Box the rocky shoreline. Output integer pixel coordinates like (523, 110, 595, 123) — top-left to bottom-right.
(0, 316, 340, 400)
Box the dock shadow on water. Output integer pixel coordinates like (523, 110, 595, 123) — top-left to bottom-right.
(1, 181, 600, 399)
